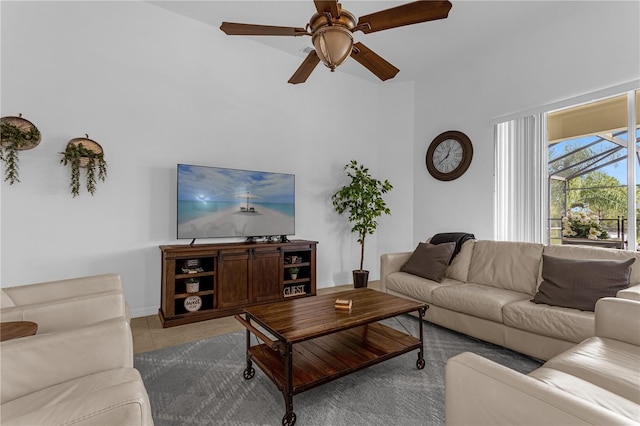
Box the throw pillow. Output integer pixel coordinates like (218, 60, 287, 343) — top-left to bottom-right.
(400, 242, 456, 282)
(532, 255, 635, 311)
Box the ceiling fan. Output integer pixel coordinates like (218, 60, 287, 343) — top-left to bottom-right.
(220, 0, 452, 84)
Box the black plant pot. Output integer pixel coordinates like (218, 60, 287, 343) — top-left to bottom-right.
(353, 270, 369, 288)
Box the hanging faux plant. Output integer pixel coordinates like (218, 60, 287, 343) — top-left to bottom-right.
(60, 135, 107, 197)
(0, 114, 41, 185)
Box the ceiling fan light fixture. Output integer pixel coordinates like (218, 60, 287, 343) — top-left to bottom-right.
(220, 0, 453, 83)
(312, 26, 353, 70)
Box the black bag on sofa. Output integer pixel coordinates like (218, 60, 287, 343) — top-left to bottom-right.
(430, 232, 475, 263)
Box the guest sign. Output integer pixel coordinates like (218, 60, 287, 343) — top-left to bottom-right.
(283, 285, 306, 297)
(184, 295, 202, 312)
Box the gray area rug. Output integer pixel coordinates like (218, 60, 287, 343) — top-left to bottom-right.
(135, 316, 542, 425)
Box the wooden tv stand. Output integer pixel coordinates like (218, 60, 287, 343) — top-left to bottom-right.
(159, 240, 317, 327)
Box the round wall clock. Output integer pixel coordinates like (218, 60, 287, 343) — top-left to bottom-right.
(426, 130, 473, 181)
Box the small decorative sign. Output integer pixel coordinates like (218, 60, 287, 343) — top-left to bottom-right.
(283, 285, 306, 297)
(185, 259, 201, 268)
(184, 295, 202, 312)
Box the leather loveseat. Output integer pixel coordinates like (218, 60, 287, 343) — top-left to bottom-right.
(381, 239, 640, 360)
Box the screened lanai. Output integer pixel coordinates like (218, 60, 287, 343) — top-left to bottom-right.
(548, 91, 640, 248)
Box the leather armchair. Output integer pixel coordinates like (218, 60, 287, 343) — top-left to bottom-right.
(0, 317, 153, 425)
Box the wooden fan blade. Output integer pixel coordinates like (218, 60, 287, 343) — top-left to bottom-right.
(357, 0, 452, 34)
(288, 50, 321, 84)
(350, 42, 399, 81)
(220, 22, 307, 36)
(314, 0, 340, 18)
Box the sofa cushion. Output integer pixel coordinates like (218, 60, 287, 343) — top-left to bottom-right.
(617, 284, 640, 301)
(431, 283, 530, 323)
(543, 244, 640, 286)
(0, 290, 15, 308)
(401, 242, 456, 283)
(386, 272, 458, 303)
(503, 299, 594, 343)
(6, 291, 129, 334)
(596, 297, 640, 346)
(467, 241, 544, 296)
(444, 240, 476, 283)
(529, 367, 640, 422)
(542, 336, 640, 404)
(532, 255, 634, 311)
(0, 368, 151, 424)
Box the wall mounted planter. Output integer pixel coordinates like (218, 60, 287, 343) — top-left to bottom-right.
(0, 114, 41, 185)
(60, 134, 107, 197)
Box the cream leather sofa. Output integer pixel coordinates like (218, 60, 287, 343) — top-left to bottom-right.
(1, 317, 153, 425)
(1, 273, 130, 333)
(445, 297, 640, 425)
(381, 240, 640, 360)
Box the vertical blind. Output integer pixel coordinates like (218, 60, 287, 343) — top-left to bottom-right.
(494, 114, 548, 243)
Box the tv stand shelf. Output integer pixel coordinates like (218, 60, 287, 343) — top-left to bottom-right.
(159, 240, 317, 327)
(174, 289, 215, 298)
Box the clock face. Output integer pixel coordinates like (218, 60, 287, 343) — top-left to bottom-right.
(426, 131, 473, 181)
(432, 139, 464, 174)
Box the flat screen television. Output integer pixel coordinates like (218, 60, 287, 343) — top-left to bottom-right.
(177, 164, 295, 241)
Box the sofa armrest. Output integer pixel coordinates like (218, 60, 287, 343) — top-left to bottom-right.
(0, 290, 129, 333)
(617, 283, 640, 301)
(595, 297, 640, 346)
(2, 273, 123, 305)
(0, 317, 134, 404)
(445, 352, 632, 426)
(380, 251, 412, 292)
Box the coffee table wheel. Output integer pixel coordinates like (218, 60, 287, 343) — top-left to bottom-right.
(416, 357, 425, 370)
(243, 366, 255, 380)
(282, 411, 296, 426)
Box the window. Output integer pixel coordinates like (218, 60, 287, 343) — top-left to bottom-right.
(548, 91, 639, 249)
(495, 89, 639, 249)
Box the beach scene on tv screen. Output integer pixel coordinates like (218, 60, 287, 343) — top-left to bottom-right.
(177, 165, 295, 239)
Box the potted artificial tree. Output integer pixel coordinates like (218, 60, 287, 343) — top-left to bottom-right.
(332, 160, 392, 288)
(0, 115, 41, 185)
(60, 135, 107, 197)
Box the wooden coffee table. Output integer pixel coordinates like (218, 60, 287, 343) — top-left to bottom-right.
(236, 288, 427, 425)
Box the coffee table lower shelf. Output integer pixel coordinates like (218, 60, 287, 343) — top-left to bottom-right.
(246, 322, 422, 396)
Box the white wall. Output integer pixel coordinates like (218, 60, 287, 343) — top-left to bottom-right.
(0, 1, 414, 316)
(377, 82, 415, 255)
(412, 1, 640, 244)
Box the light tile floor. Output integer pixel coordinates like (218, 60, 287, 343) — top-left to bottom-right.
(131, 281, 380, 354)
